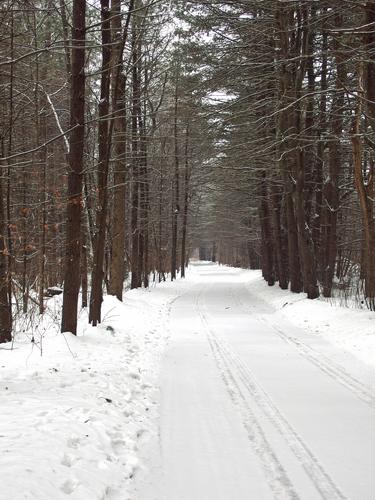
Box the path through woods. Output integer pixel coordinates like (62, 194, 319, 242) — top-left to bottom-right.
(131, 262, 375, 500)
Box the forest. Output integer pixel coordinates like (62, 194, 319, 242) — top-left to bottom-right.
(1, 0, 375, 342)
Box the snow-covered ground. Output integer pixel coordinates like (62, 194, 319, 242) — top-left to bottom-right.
(246, 273, 375, 369)
(0, 280, 188, 500)
(1, 262, 375, 500)
(131, 263, 375, 500)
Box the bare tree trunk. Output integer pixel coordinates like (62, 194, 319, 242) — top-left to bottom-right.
(89, 0, 112, 325)
(295, 148, 319, 299)
(181, 122, 190, 278)
(365, 2, 375, 134)
(138, 102, 148, 287)
(275, 3, 302, 293)
(292, 7, 319, 299)
(171, 80, 179, 281)
(108, 0, 127, 300)
(313, 27, 327, 272)
(259, 171, 275, 286)
(90, 0, 134, 316)
(352, 93, 375, 306)
(38, 3, 52, 314)
(22, 163, 29, 314)
(81, 224, 88, 308)
(140, 109, 149, 288)
(352, 4, 375, 307)
(0, 147, 12, 343)
(38, 130, 47, 314)
(130, 11, 142, 289)
(6, 8, 14, 320)
(270, 179, 288, 289)
(61, 0, 86, 335)
(321, 13, 346, 298)
(157, 139, 166, 282)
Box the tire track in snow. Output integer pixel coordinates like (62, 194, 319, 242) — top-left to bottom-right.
(196, 287, 348, 500)
(194, 291, 300, 500)
(233, 286, 375, 412)
(209, 332, 347, 500)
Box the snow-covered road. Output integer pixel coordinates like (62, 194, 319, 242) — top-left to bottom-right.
(132, 262, 375, 500)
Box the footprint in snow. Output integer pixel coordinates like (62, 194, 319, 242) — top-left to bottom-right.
(111, 437, 126, 453)
(59, 382, 72, 389)
(60, 478, 79, 495)
(61, 453, 75, 468)
(136, 428, 146, 439)
(66, 436, 80, 449)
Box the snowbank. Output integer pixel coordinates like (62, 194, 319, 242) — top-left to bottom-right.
(0, 280, 187, 500)
(242, 270, 375, 369)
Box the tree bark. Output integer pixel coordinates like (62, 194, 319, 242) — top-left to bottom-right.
(275, 2, 302, 293)
(181, 122, 190, 278)
(291, 6, 319, 299)
(38, 2, 52, 314)
(61, 0, 86, 335)
(139, 106, 149, 288)
(352, 91, 375, 306)
(0, 153, 12, 343)
(89, 0, 112, 326)
(171, 79, 180, 281)
(270, 180, 288, 289)
(81, 224, 88, 308)
(321, 13, 346, 298)
(108, 0, 127, 300)
(313, 27, 327, 271)
(130, 9, 142, 289)
(259, 171, 275, 286)
(352, 4, 375, 307)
